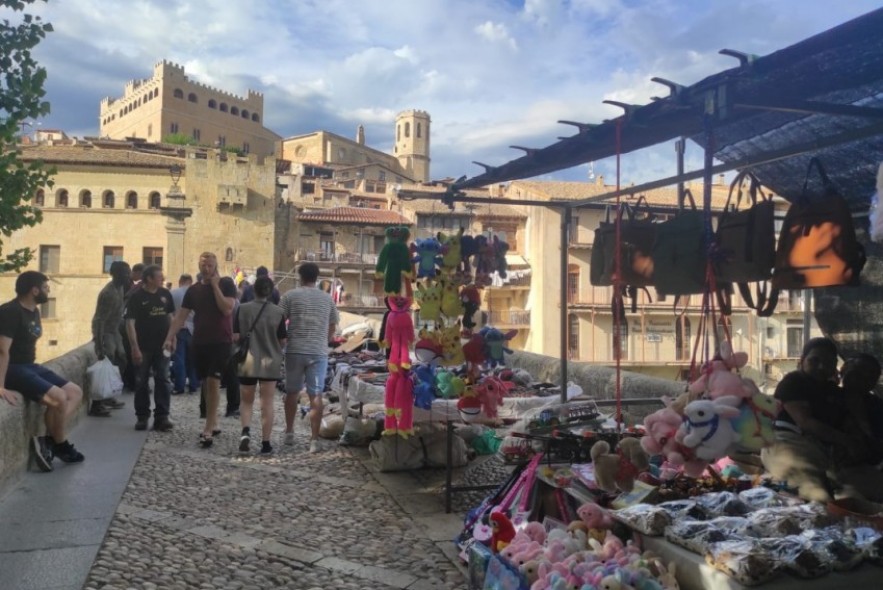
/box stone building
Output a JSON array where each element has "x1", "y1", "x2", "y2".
[
  {"x1": 99, "y1": 60, "x2": 281, "y2": 156},
  {"x1": 0, "y1": 140, "x2": 277, "y2": 359}
]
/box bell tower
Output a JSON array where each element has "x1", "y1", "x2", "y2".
[{"x1": 394, "y1": 110, "x2": 430, "y2": 183}]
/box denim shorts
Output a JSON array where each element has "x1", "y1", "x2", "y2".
[
  {"x1": 4, "y1": 363, "x2": 68, "y2": 402},
  {"x1": 285, "y1": 354, "x2": 328, "y2": 397}
]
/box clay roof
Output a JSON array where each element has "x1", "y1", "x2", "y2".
[
  {"x1": 296, "y1": 206, "x2": 411, "y2": 226},
  {"x1": 509, "y1": 180, "x2": 735, "y2": 209},
  {"x1": 18, "y1": 144, "x2": 182, "y2": 168}
]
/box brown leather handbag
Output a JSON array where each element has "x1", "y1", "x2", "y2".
[
  {"x1": 772, "y1": 158, "x2": 865, "y2": 290},
  {"x1": 590, "y1": 198, "x2": 656, "y2": 288}
]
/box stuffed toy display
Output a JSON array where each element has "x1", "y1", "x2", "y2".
[
  {"x1": 413, "y1": 364, "x2": 436, "y2": 410},
  {"x1": 474, "y1": 375, "x2": 514, "y2": 419},
  {"x1": 439, "y1": 322, "x2": 465, "y2": 366},
  {"x1": 677, "y1": 395, "x2": 743, "y2": 461},
  {"x1": 438, "y1": 228, "x2": 464, "y2": 274},
  {"x1": 383, "y1": 295, "x2": 414, "y2": 371},
  {"x1": 688, "y1": 342, "x2": 757, "y2": 401},
  {"x1": 481, "y1": 326, "x2": 517, "y2": 368},
  {"x1": 413, "y1": 333, "x2": 443, "y2": 366},
  {"x1": 640, "y1": 407, "x2": 707, "y2": 478},
  {"x1": 439, "y1": 277, "x2": 463, "y2": 318},
  {"x1": 474, "y1": 235, "x2": 495, "y2": 287},
  {"x1": 731, "y1": 392, "x2": 779, "y2": 453},
  {"x1": 460, "y1": 284, "x2": 481, "y2": 329},
  {"x1": 414, "y1": 281, "x2": 442, "y2": 323},
  {"x1": 489, "y1": 511, "x2": 516, "y2": 554},
  {"x1": 435, "y1": 370, "x2": 465, "y2": 399},
  {"x1": 382, "y1": 369, "x2": 415, "y2": 437},
  {"x1": 375, "y1": 226, "x2": 413, "y2": 295},
  {"x1": 456, "y1": 386, "x2": 484, "y2": 421},
  {"x1": 492, "y1": 235, "x2": 509, "y2": 279},
  {"x1": 590, "y1": 437, "x2": 650, "y2": 494},
  {"x1": 411, "y1": 237, "x2": 443, "y2": 279},
  {"x1": 460, "y1": 234, "x2": 479, "y2": 277}
]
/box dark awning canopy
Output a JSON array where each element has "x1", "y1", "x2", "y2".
[{"x1": 452, "y1": 8, "x2": 883, "y2": 207}]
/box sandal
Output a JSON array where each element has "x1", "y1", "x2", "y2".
[
  {"x1": 212, "y1": 429, "x2": 222, "y2": 437},
  {"x1": 198, "y1": 433, "x2": 214, "y2": 448}
]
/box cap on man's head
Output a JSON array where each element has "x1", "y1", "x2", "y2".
[{"x1": 256, "y1": 266, "x2": 269, "y2": 277}]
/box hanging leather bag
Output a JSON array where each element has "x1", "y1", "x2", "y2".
[
  {"x1": 589, "y1": 198, "x2": 656, "y2": 287},
  {"x1": 715, "y1": 170, "x2": 776, "y2": 314},
  {"x1": 772, "y1": 157, "x2": 865, "y2": 290},
  {"x1": 651, "y1": 189, "x2": 708, "y2": 297}
]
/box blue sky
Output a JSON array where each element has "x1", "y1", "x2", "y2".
[{"x1": 23, "y1": 0, "x2": 883, "y2": 184}]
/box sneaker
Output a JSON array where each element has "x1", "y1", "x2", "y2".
[
  {"x1": 284, "y1": 431, "x2": 295, "y2": 446},
  {"x1": 260, "y1": 442, "x2": 273, "y2": 455},
  {"x1": 31, "y1": 436, "x2": 53, "y2": 472},
  {"x1": 239, "y1": 435, "x2": 251, "y2": 454},
  {"x1": 53, "y1": 440, "x2": 85, "y2": 463},
  {"x1": 103, "y1": 398, "x2": 125, "y2": 409},
  {"x1": 152, "y1": 417, "x2": 174, "y2": 432},
  {"x1": 88, "y1": 402, "x2": 111, "y2": 417},
  {"x1": 309, "y1": 439, "x2": 319, "y2": 454},
  {"x1": 135, "y1": 418, "x2": 149, "y2": 431},
  {"x1": 225, "y1": 410, "x2": 240, "y2": 418}
]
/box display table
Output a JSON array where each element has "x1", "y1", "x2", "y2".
[{"x1": 640, "y1": 535, "x2": 880, "y2": 590}]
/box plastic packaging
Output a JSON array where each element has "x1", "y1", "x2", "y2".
[
  {"x1": 746, "y1": 507, "x2": 803, "y2": 537},
  {"x1": 738, "y1": 487, "x2": 789, "y2": 511},
  {"x1": 694, "y1": 491, "x2": 750, "y2": 517},
  {"x1": 657, "y1": 499, "x2": 708, "y2": 521},
  {"x1": 708, "y1": 516, "x2": 751, "y2": 536},
  {"x1": 759, "y1": 536, "x2": 831, "y2": 578},
  {"x1": 705, "y1": 539, "x2": 778, "y2": 586},
  {"x1": 666, "y1": 520, "x2": 734, "y2": 554},
  {"x1": 612, "y1": 503, "x2": 671, "y2": 536},
  {"x1": 800, "y1": 527, "x2": 864, "y2": 572}
]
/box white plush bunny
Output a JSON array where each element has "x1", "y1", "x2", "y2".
[{"x1": 677, "y1": 395, "x2": 742, "y2": 461}]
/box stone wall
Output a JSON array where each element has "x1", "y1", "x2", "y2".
[{"x1": 0, "y1": 343, "x2": 95, "y2": 496}]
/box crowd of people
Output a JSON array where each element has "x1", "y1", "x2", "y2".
[{"x1": 0, "y1": 254, "x2": 338, "y2": 472}]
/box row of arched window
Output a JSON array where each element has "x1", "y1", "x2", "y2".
[
  {"x1": 396, "y1": 121, "x2": 423, "y2": 141},
  {"x1": 33, "y1": 188, "x2": 162, "y2": 210},
  {"x1": 103, "y1": 88, "x2": 161, "y2": 125},
  {"x1": 172, "y1": 89, "x2": 261, "y2": 122}
]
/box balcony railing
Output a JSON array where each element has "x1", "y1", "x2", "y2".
[
  {"x1": 294, "y1": 250, "x2": 378, "y2": 264},
  {"x1": 487, "y1": 310, "x2": 531, "y2": 326}
]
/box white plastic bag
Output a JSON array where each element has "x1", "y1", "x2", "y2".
[{"x1": 86, "y1": 358, "x2": 123, "y2": 400}]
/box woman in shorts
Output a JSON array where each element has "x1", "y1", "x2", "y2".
[{"x1": 233, "y1": 276, "x2": 286, "y2": 455}]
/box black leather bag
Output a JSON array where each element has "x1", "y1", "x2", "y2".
[
  {"x1": 229, "y1": 300, "x2": 269, "y2": 368},
  {"x1": 590, "y1": 198, "x2": 656, "y2": 288}
]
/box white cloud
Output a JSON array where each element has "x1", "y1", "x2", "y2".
[{"x1": 474, "y1": 21, "x2": 518, "y2": 51}]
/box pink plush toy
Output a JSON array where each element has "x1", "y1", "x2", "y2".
[
  {"x1": 688, "y1": 342, "x2": 755, "y2": 401},
  {"x1": 382, "y1": 370, "x2": 415, "y2": 437},
  {"x1": 384, "y1": 295, "x2": 414, "y2": 371},
  {"x1": 640, "y1": 407, "x2": 708, "y2": 478},
  {"x1": 474, "y1": 375, "x2": 513, "y2": 419}
]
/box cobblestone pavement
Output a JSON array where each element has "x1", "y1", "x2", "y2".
[{"x1": 81, "y1": 391, "x2": 505, "y2": 590}]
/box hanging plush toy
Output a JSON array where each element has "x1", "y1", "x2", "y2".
[
  {"x1": 414, "y1": 280, "x2": 442, "y2": 322},
  {"x1": 438, "y1": 227, "x2": 464, "y2": 274},
  {"x1": 414, "y1": 331, "x2": 443, "y2": 366},
  {"x1": 457, "y1": 386, "x2": 484, "y2": 421},
  {"x1": 473, "y1": 375, "x2": 513, "y2": 419},
  {"x1": 383, "y1": 370, "x2": 415, "y2": 437},
  {"x1": 489, "y1": 512, "x2": 516, "y2": 554},
  {"x1": 384, "y1": 295, "x2": 413, "y2": 372},
  {"x1": 375, "y1": 226, "x2": 413, "y2": 295},
  {"x1": 492, "y1": 235, "x2": 509, "y2": 279},
  {"x1": 439, "y1": 277, "x2": 463, "y2": 318},
  {"x1": 474, "y1": 235, "x2": 495, "y2": 287},
  {"x1": 731, "y1": 393, "x2": 780, "y2": 453},
  {"x1": 413, "y1": 365, "x2": 436, "y2": 410},
  {"x1": 460, "y1": 284, "x2": 481, "y2": 329},
  {"x1": 435, "y1": 370, "x2": 465, "y2": 399},
  {"x1": 591, "y1": 438, "x2": 650, "y2": 494},
  {"x1": 481, "y1": 326, "x2": 517, "y2": 368},
  {"x1": 688, "y1": 342, "x2": 757, "y2": 402},
  {"x1": 439, "y1": 322, "x2": 465, "y2": 366},
  {"x1": 411, "y1": 237, "x2": 443, "y2": 279},
  {"x1": 460, "y1": 234, "x2": 479, "y2": 278},
  {"x1": 641, "y1": 407, "x2": 707, "y2": 478},
  {"x1": 677, "y1": 395, "x2": 742, "y2": 461}
]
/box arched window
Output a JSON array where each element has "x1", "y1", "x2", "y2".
[
  {"x1": 79, "y1": 189, "x2": 92, "y2": 208},
  {"x1": 417, "y1": 122, "x2": 422, "y2": 138},
  {"x1": 251, "y1": 113, "x2": 259, "y2": 122},
  {"x1": 230, "y1": 106, "x2": 239, "y2": 116},
  {"x1": 675, "y1": 316, "x2": 692, "y2": 361},
  {"x1": 219, "y1": 102, "x2": 228, "y2": 112},
  {"x1": 225, "y1": 247, "x2": 234, "y2": 262},
  {"x1": 241, "y1": 109, "x2": 249, "y2": 119},
  {"x1": 153, "y1": 88, "x2": 158, "y2": 98},
  {"x1": 404, "y1": 122, "x2": 410, "y2": 138},
  {"x1": 126, "y1": 191, "x2": 138, "y2": 209},
  {"x1": 34, "y1": 189, "x2": 44, "y2": 206},
  {"x1": 208, "y1": 99, "x2": 217, "y2": 109},
  {"x1": 102, "y1": 190, "x2": 115, "y2": 209},
  {"x1": 173, "y1": 88, "x2": 184, "y2": 99},
  {"x1": 188, "y1": 92, "x2": 198, "y2": 103},
  {"x1": 612, "y1": 320, "x2": 628, "y2": 361},
  {"x1": 56, "y1": 189, "x2": 69, "y2": 208},
  {"x1": 148, "y1": 192, "x2": 161, "y2": 209},
  {"x1": 396, "y1": 124, "x2": 400, "y2": 141}
]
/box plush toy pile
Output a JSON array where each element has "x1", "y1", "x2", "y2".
[
  {"x1": 373, "y1": 224, "x2": 519, "y2": 437},
  {"x1": 640, "y1": 342, "x2": 779, "y2": 478}
]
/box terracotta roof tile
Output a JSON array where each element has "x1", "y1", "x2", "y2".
[
  {"x1": 296, "y1": 206, "x2": 411, "y2": 226},
  {"x1": 18, "y1": 144, "x2": 182, "y2": 168}
]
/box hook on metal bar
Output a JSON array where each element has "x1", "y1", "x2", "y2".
[
  {"x1": 509, "y1": 145, "x2": 539, "y2": 156},
  {"x1": 719, "y1": 49, "x2": 757, "y2": 67},
  {"x1": 650, "y1": 77, "x2": 685, "y2": 97},
  {"x1": 557, "y1": 120, "x2": 597, "y2": 133}
]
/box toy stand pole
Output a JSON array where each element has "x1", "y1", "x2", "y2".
[{"x1": 560, "y1": 206, "x2": 571, "y2": 404}]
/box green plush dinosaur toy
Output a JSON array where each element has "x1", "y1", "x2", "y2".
[{"x1": 375, "y1": 226, "x2": 413, "y2": 295}]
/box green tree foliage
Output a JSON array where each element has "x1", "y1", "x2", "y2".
[
  {"x1": 0, "y1": 0, "x2": 53, "y2": 272},
  {"x1": 162, "y1": 132, "x2": 197, "y2": 146}
]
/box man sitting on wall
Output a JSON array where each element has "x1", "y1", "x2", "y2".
[{"x1": 0, "y1": 271, "x2": 85, "y2": 472}]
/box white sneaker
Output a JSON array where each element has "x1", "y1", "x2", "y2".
[
  {"x1": 309, "y1": 439, "x2": 319, "y2": 454},
  {"x1": 284, "y1": 432, "x2": 295, "y2": 446}
]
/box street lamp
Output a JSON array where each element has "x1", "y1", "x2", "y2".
[{"x1": 169, "y1": 164, "x2": 183, "y2": 188}]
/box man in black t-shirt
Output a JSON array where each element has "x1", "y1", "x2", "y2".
[
  {"x1": 0, "y1": 271, "x2": 85, "y2": 472},
  {"x1": 125, "y1": 265, "x2": 175, "y2": 432},
  {"x1": 164, "y1": 252, "x2": 237, "y2": 448}
]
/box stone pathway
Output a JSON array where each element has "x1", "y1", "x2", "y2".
[{"x1": 82, "y1": 392, "x2": 475, "y2": 590}]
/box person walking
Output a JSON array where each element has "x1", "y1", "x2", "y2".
[
  {"x1": 125, "y1": 265, "x2": 175, "y2": 431},
  {"x1": 120, "y1": 263, "x2": 144, "y2": 392},
  {"x1": 219, "y1": 276, "x2": 241, "y2": 419},
  {"x1": 234, "y1": 276, "x2": 287, "y2": 455},
  {"x1": 90, "y1": 260, "x2": 131, "y2": 416},
  {"x1": 240, "y1": 266, "x2": 280, "y2": 304},
  {"x1": 0, "y1": 271, "x2": 85, "y2": 471},
  {"x1": 169, "y1": 273, "x2": 200, "y2": 394},
  {"x1": 280, "y1": 263, "x2": 338, "y2": 453},
  {"x1": 164, "y1": 252, "x2": 236, "y2": 448}
]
